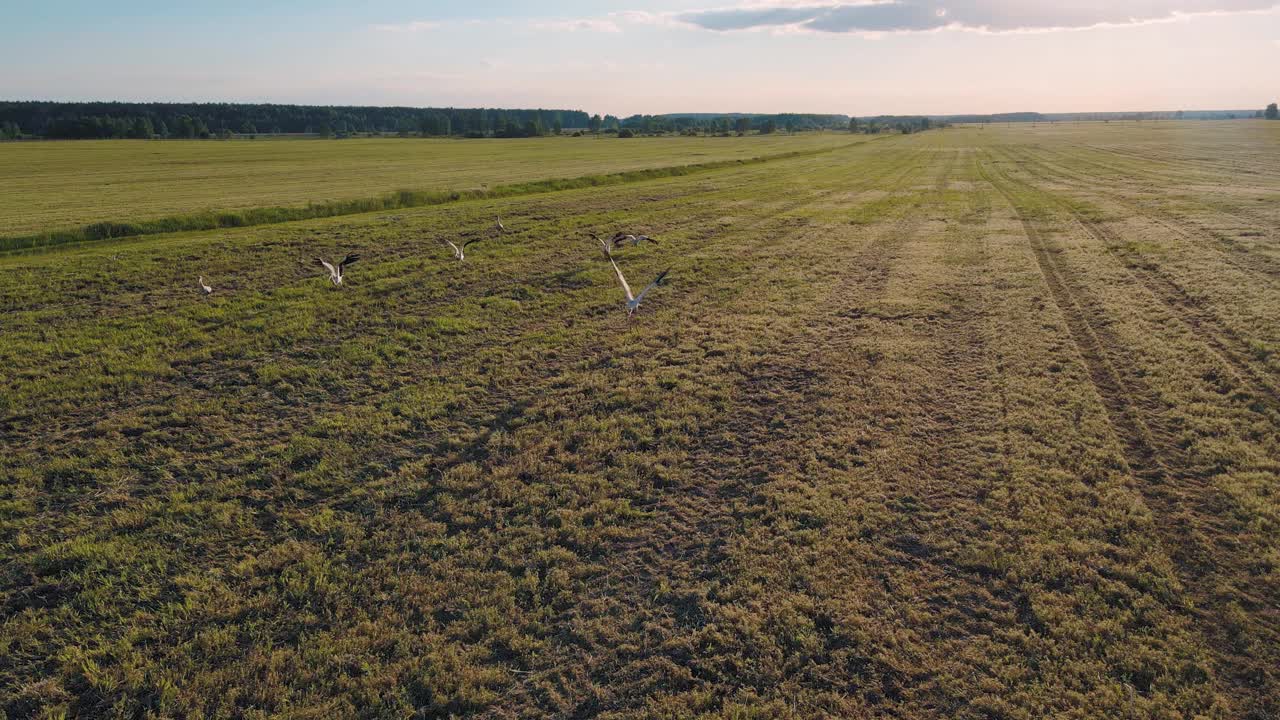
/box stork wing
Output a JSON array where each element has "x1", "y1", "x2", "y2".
[
  {"x1": 634, "y1": 269, "x2": 670, "y2": 305},
  {"x1": 462, "y1": 236, "x2": 485, "y2": 249},
  {"x1": 339, "y1": 253, "x2": 360, "y2": 270},
  {"x1": 607, "y1": 255, "x2": 634, "y2": 302},
  {"x1": 443, "y1": 239, "x2": 461, "y2": 253},
  {"x1": 642, "y1": 235, "x2": 658, "y2": 244},
  {"x1": 317, "y1": 258, "x2": 337, "y2": 276}
]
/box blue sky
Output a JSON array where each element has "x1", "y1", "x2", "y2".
[{"x1": 3, "y1": 1, "x2": 1278, "y2": 116}]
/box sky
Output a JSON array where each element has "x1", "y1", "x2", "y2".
[{"x1": 2, "y1": 1, "x2": 1278, "y2": 116}]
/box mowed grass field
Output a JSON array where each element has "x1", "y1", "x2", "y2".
[
  {"x1": 0, "y1": 134, "x2": 853, "y2": 237},
  {"x1": 2, "y1": 122, "x2": 1279, "y2": 718}
]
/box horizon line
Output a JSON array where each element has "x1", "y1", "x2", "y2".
[{"x1": 1, "y1": 98, "x2": 1273, "y2": 120}]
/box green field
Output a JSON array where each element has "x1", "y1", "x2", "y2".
[
  {"x1": 0, "y1": 134, "x2": 852, "y2": 238},
  {"x1": 2, "y1": 123, "x2": 1279, "y2": 718}
]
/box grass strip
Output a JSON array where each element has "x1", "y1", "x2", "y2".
[{"x1": 0, "y1": 142, "x2": 865, "y2": 253}]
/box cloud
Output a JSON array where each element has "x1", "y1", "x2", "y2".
[
  {"x1": 532, "y1": 11, "x2": 687, "y2": 31},
  {"x1": 675, "y1": 0, "x2": 1280, "y2": 34},
  {"x1": 370, "y1": 20, "x2": 441, "y2": 32},
  {"x1": 530, "y1": 18, "x2": 623, "y2": 32}
]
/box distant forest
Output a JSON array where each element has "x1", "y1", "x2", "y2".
[
  {"x1": 0, "y1": 102, "x2": 594, "y2": 140},
  {"x1": 11, "y1": 100, "x2": 1268, "y2": 141},
  {"x1": 0, "y1": 102, "x2": 863, "y2": 140},
  {"x1": 618, "y1": 113, "x2": 850, "y2": 134},
  {"x1": 940, "y1": 109, "x2": 1271, "y2": 123}
]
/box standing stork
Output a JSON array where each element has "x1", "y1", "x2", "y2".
[{"x1": 198, "y1": 276, "x2": 213, "y2": 295}]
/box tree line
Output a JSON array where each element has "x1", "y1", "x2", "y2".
[
  {"x1": 0, "y1": 102, "x2": 958, "y2": 141},
  {"x1": 0, "y1": 102, "x2": 591, "y2": 140},
  {"x1": 849, "y1": 116, "x2": 939, "y2": 134},
  {"x1": 943, "y1": 108, "x2": 1279, "y2": 123},
  {"x1": 614, "y1": 113, "x2": 850, "y2": 135}
]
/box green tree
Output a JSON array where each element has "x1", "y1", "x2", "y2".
[
  {"x1": 173, "y1": 115, "x2": 197, "y2": 139},
  {"x1": 128, "y1": 117, "x2": 154, "y2": 139},
  {"x1": 760, "y1": 119, "x2": 778, "y2": 134},
  {"x1": 1266, "y1": 103, "x2": 1279, "y2": 120},
  {"x1": 734, "y1": 117, "x2": 751, "y2": 135},
  {"x1": 588, "y1": 114, "x2": 603, "y2": 134},
  {"x1": 848, "y1": 117, "x2": 859, "y2": 133}
]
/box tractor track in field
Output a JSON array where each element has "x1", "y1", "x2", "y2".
[
  {"x1": 992, "y1": 149, "x2": 1280, "y2": 418},
  {"x1": 1065, "y1": 149, "x2": 1280, "y2": 243},
  {"x1": 982, "y1": 157, "x2": 1169, "y2": 479},
  {"x1": 1048, "y1": 141, "x2": 1269, "y2": 190},
  {"x1": 641, "y1": 147, "x2": 958, "y2": 564},
  {"x1": 496, "y1": 149, "x2": 959, "y2": 717},
  {"x1": 982, "y1": 153, "x2": 1280, "y2": 718},
  {"x1": 1064, "y1": 202, "x2": 1280, "y2": 417},
  {"x1": 1079, "y1": 142, "x2": 1280, "y2": 183},
  {"x1": 1006, "y1": 144, "x2": 1280, "y2": 281}
]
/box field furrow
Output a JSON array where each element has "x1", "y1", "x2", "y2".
[
  {"x1": 1006, "y1": 144, "x2": 1280, "y2": 278},
  {"x1": 990, "y1": 148, "x2": 1280, "y2": 412},
  {"x1": 983, "y1": 152, "x2": 1280, "y2": 718}
]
